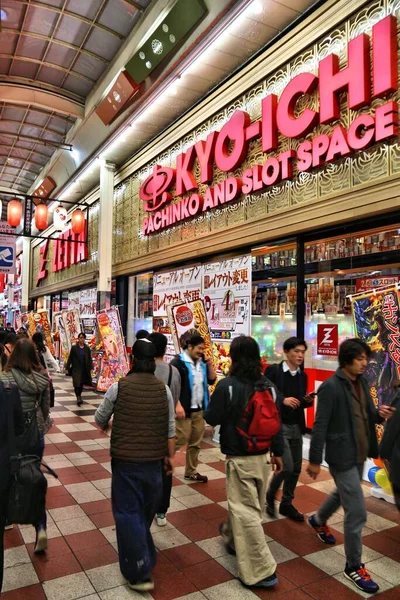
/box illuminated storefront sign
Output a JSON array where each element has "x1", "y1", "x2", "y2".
[
  {"x1": 36, "y1": 227, "x2": 88, "y2": 286},
  {"x1": 140, "y1": 15, "x2": 398, "y2": 235}
]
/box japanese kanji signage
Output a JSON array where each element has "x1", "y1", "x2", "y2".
[
  {"x1": 317, "y1": 324, "x2": 339, "y2": 356},
  {"x1": 140, "y1": 16, "x2": 398, "y2": 235},
  {"x1": 202, "y1": 255, "x2": 252, "y2": 341},
  {"x1": 0, "y1": 221, "x2": 16, "y2": 275},
  {"x1": 153, "y1": 265, "x2": 202, "y2": 317}
]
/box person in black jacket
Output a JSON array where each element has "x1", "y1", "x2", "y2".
[
  {"x1": 0, "y1": 382, "x2": 24, "y2": 593},
  {"x1": 171, "y1": 331, "x2": 217, "y2": 483},
  {"x1": 380, "y1": 382, "x2": 400, "y2": 510},
  {"x1": 66, "y1": 333, "x2": 93, "y2": 406},
  {"x1": 265, "y1": 337, "x2": 314, "y2": 521},
  {"x1": 307, "y1": 339, "x2": 395, "y2": 595},
  {"x1": 205, "y1": 336, "x2": 283, "y2": 590}
]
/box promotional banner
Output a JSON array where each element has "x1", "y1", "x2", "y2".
[
  {"x1": 0, "y1": 221, "x2": 16, "y2": 274},
  {"x1": 351, "y1": 286, "x2": 400, "y2": 412},
  {"x1": 96, "y1": 308, "x2": 129, "y2": 392},
  {"x1": 24, "y1": 311, "x2": 55, "y2": 356},
  {"x1": 91, "y1": 350, "x2": 104, "y2": 388},
  {"x1": 63, "y1": 309, "x2": 82, "y2": 347},
  {"x1": 167, "y1": 299, "x2": 214, "y2": 367},
  {"x1": 54, "y1": 312, "x2": 70, "y2": 364},
  {"x1": 80, "y1": 288, "x2": 97, "y2": 317},
  {"x1": 68, "y1": 291, "x2": 80, "y2": 310},
  {"x1": 153, "y1": 265, "x2": 202, "y2": 317}
]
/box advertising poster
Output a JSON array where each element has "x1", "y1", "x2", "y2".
[
  {"x1": 32, "y1": 311, "x2": 55, "y2": 356},
  {"x1": 96, "y1": 308, "x2": 129, "y2": 392},
  {"x1": 0, "y1": 221, "x2": 16, "y2": 274},
  {"x1": 63, "y1": 309, "x2": 82, "y2": 346},
  {"x1": 68, "y1": 291, "x2": 80, "y2": 310},
  {"x1": 167, "y1": 299, "x2": 214, "y2": 364},
  {"x1": 54, "y1": 312, "x2": 70, "y2": 364},
  {"x1": 80, "y1": 288, "x2": 97, "y2": 317},
  {"x1": 91, "y1": 350, "x2": 104, "y2": 388},
  {"x1": 351, "y1": 286, "x2": 400, "y2": 418},
  {"x1": 153, "y1": 265, "x2": 202, "y2": 317}
]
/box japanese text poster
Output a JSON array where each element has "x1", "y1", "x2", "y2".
[{"x1": 96, "y1": 308, "x2": 129, "y2": 392}]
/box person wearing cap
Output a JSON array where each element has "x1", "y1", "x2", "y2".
[{"x1": 94, "y1": 339, "x2": 175, "y2": 593}]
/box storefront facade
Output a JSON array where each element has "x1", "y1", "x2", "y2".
[{"x1": 30, "y1": 0, "x2": 400, "y2": 395}]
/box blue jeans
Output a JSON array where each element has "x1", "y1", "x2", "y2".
[{"x1": 111, "y1": 459, "x2": 162, "y2": 582}]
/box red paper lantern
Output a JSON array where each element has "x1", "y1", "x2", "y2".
[
  {"x1": 7, "y1": 199, "x2": 23, "y2": 227},
  {"x1": 71, "y1": 209, "x2": 85, "y2": 234},
  {"x1": 35, "y1": 203, "x2": 48, "y2": 231}
]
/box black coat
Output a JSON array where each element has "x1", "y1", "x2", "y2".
[
  {"x1": 309, "y1": 369, "x2": 382, "y2": 470},
  {"x1": 380, "y1": 391, "x2": 400, "y2": 490},
  {"x1": 66, "y1": 344, "x2": 93, "y2": 388},
  {"x1": 265, "y1": 362, "x2": 310, "y2": 433},
  {"x1": 0, "y1": 382, "x2": 24, "y2": 491}
]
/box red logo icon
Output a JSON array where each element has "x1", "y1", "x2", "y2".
[
  {"x1": 139, "y1": 164, "x2": 176, "y2": 212},
  {"x1": 175, "y1": 306, "x2": 193, "y2": 327}
]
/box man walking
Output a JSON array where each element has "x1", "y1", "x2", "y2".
[
  {"x1": 149, "y1": 332, "x2": 182, "y2": 526},
  {"x1": 95, "y1": 339, "x2": 176, "y2": 592},
  {"x1": 171, "y1": 331, "x2": 217, "y2": 483},
  {"x1": 205, "y1": 336, "x2": 283, "y2": 589},
  {"x1": 266, "y1": 337, "x2": 313, "y2": 521},
  {"x1": 307, "y1": 338, "x2": 395, "y2": 594}
]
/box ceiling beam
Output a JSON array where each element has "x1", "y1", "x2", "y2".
[
  {"x1": 0, "y1": 143, "x2": 51, "y2": 161},
  {"x1": 17, "y1": 1, "x2": 126, "y2": 40},
  {"x1": 0, "y1": 131, "x2": 72, "y2": 150},
  {"x1": 0, "y1": 101, "x2": 75, "y2": 125},
  {"x1": 0, "y1": 54, "x2": 97, "y2": 85},
  {"x1": 122, "y1": 0, "x2": 145, "y2": 10},
  {"x1": 0, "y1": 84, "x2": 84, "y2": 118},
  {"x1": 0, "y1": 119, "x2": 67, "y2": 139}
]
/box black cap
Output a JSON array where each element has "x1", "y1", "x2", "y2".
[{"x1": 132, "y1": 339, "x2": 156, "y2": 360}]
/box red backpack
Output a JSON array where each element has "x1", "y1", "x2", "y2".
[{"x1": 235, "y1": 383, "x2": 281, "y2": 453}]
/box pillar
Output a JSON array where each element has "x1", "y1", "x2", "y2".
[
  {"x1": 97, "y1": 160, "x2": 116, "y2": 310},
  {"x1": 21, "y1": 237, "x2": 31, "y2": 314}
]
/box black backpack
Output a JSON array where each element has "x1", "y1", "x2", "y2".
[{"x1": 4, "y1": 382, "x2": 58, "y2": 524}]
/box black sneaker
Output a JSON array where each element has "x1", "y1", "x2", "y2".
[
  {"x1": 279, "y1": 504, "x2": 304, "y2": 522},
  {"x1": 77, "y1": 397, "x2": 83, "y2": 406},
  {"x1": 344, "y1": 564, "x2": 379, "y2": 594},
  {"x1": 266, "y1": 491, "x2": 276, "y2": 518},
  {"x1": 241, "y1": 572, "x2": 278, "y2": 588},
  {"x1": 308, "y1": 514, "x2": 336, "y2": 544}
]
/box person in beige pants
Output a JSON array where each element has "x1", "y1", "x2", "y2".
[
  {"x1": 205, "y1": 336, "x2": 284, "y2": 589},
  {"x1": 171, "y1": 332, "x2": 217, "y2": 482}
]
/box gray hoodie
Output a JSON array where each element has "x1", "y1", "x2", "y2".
[{"x1": 0, "y1": 369, "x2": 50, "y2": 435}]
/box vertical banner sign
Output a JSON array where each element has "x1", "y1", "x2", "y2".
[
  {"x1": 351, "y1": 286, "x2": 400, "y2": 416},
  {"x1": 153, "y1": 265, "x2": 202, "y2": 358},
  {"x1": 96, "y1": 309, "x2": 129, "y2": 392},
  {"x1": 54, "y1": 312, "x2": 70, "y2": 364},
  {"x1": 317, "y1": 324, "x2": 339, "y2": 356},
  {"x1": 32, "y1": 311, "x2": 55, "y2": 356},
  {"x1": 68, "y1": 291, "x2": 80, "y2": 310},
  {"x1": 23, "y1": 196, "x2": 32, "y2": 237},
  {"x1": 202, "y1": 256, "x2": 251, "y2": 375},
  {"x1": 63, "y1": 309, "x2": 82, "y2": 346},
  {"x1": 0, "y1": 221, "x2": 16, "y2": 274},
  {"x1": 79, "y1": 288, "x2": 97, "y2": 317},
  {"x1": 167, "y1": 299, "x2": 214, "y2": 364}
]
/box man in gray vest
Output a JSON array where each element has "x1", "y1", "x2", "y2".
[{"x1": 95, "y1": 339, "x2": 175, "y2": 593}]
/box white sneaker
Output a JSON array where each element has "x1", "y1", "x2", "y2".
[
  {"x1": 156, "y1": 513, "x2": 167, "y2": 527},
  {"x1": 34, "y1": 528, "x2": 48, "y2": 554},
  {"x1": 4, "y1": 524, "x2": 13, "y2": 530}
]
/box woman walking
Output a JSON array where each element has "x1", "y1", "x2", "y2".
[
  {"x1": 66, "y1": 333, "x2": 93, "y2": 406},
  {"x1": 32, "y1": 332, "x2": 60, "y2": 373},
  {"x1": 0, "y1": 338, "x2": 50, "y2": 553}
]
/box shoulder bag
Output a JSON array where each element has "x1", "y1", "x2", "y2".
[{"x1": 4, "y1": 382, "x2": 58, "y2": 524}]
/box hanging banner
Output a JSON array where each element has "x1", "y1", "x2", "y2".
[
  {"x1": 54, "y1": 312, "x2": 70, "y2": 364},
  {"x1": 167, "y1": 298, "x2": 214, "y2": 363},
  {"x1": 356, "y1": 276, "x2": 400, "y2": 293},
  {"x1": 63, "y1": 309, "x2": 82, "y2": 347},
  {"x1": 68, "y1": 291, "x2": 80, "y2": 310},
  {"x1": 90, "y1": 350, "x2": 104, "y2": 388},
  {"x1": 351, "y1": 286, "x2": 400, "y2": 417},
  {"x1": 153, "y1": 265, "x2": 202, "y2": 318},
  {"x1": 202, "y1": 256, "x2": 252, "y2": 340},
  {"x1": 80, "y1": 288, "x2": 97, "y2": 317},
  {"x1": 96, "y1": 308, "x2": 129, "y2": 392},
  {"x1": 32, "y1": 311, "x2": 55, "y2": 356},
  {"x1": 0, "y1": 221, "x2": 16, "y2": 275}
]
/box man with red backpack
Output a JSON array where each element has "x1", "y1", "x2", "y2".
[{"x1": 205, "y1": 336, "x2": 283, "y2": 590}]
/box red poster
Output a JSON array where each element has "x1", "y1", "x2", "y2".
[{"x1": 317, "y1": 324, "x2": 339, "y2": 356}]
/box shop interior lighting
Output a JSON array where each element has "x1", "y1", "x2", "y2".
[{"x1": 251, "y1": 1, "x2": 263, "y2": 15}]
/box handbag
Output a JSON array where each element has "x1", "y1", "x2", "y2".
[{"x1": 4, "y1": 382, "x2": 58, "y2": 525}]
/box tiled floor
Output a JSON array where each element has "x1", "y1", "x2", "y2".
[{"x1": 3, "y1": 373, "x2": 400, "y2": 600}]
